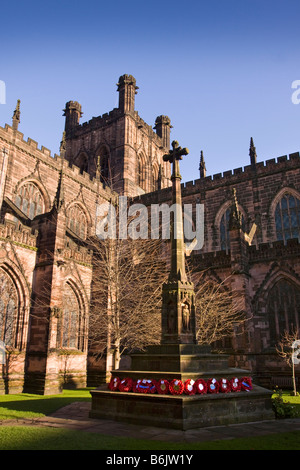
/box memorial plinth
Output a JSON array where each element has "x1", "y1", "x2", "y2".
[
  {"x1": 90, "y1": 141, "x2": 274, "y2": 430},
  {"x1": 90, "y1": 343, "x2": 274, "y2": 430}
]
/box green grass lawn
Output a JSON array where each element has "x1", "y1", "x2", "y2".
[
  {"x1": 0, "y1": 388, "x2": 299, "y2": 450},
  {"x1": 0, "y1": 388, "x2": 92, "y2": 420}
]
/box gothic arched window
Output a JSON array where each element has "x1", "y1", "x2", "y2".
[
  {"x1": 275, "y1": 194, "x2": 300, "y2": 243},
  {"x1": 220, "y1": 208, "x2": 245, "y2": 251},
  {"x1": 267, "y1": 279, "x2": 300, "y2": 347},
  {"x1": 67, "y1": 204, "x2": 87, "y2": 239},
  {"x1": 74, "y1": 153, "x2": 88, "y2": 174},
  {"x1": 15, "y1": 182, "x2": 45, "y2": 219},
  {"x1": 100, "y1": 148, "x2": 109, "y2": 183},
  {"x1": 152, "y1": 165, "x2": 159, "y2": 191},
  {"x1": 59, "y1": 283, "x2": 81, "y2": 349},
  {"x1": 0, "y1": 268, "x2": 18, "y2": 346},
  {"x1": 137, "y1": 156, "x2": 146, "y2": 191}
]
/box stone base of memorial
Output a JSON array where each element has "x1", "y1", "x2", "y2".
[{"x1": 90, "y1": 344, "x2": 274, "y2": 430}]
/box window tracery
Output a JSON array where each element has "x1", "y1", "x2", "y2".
[
  {"x1": 275, "y1": 193, "x2": 300, "y2": 243},
  {"x1": 267, "y1": 279, "x2": 300, "y2": 347},
  {"x1": 15, "y1": 182, "x2": 45, "y2": 219},
  {"x1": 67, "y1": 204, "x2": 87, "y2": 239}
]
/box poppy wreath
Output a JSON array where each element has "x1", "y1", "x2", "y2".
[
  {"x1": 118, "y1": 377, "x2": 133, "y2": 392},
  {"x1": 169, "y1": 379, "x2": 184, "y2": 395},
  {"x1": 156, "y1": 379, "x2": 170, "y2": 395},
  {"x1": 135, "y1": 379, "x2": 156, "y2": 394},
  {"x1": 240, "y1": 376, "x2": 252, "y2": 392},
  {"x1": 219, "y1": 378, "x2": 231, "y2": 393},
  {"x1": 230, "y1": 377, "x2": 241, "y2": 392},
  {"x1": 195, "y1": 378, "x2": 208, "y2": 394},
  {"x1": 184, "y1": 379, "x2": 196, "y2": 395},
  {"x1": 207, "y1": 378, "x2": 220, "y2": 394},
  {"x1": 108, "y1": 376, "x2": 120, "y2": 391}
]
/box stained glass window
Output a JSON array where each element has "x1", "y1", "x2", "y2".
[
  {"x1": 15, "y1": 183, "x2": 45, "y2": 219},
  {"x1": 0, "y1": 269, "x2": 18, "y2": 346},
  {"x1": 275, "y1": 194, "x2": 300, "y2": 242},
  {"x1": 67, "y1": 205, "x2": 87, "y2": 239},
  {"x1": 220, "y1": 208, "x2": 245, "y2": 251},
  {"x1": 137, "y1": 156, "x2": 146, "y2": 191},
  {"x1": 100, "y1": 148, "x2": 109, "y2": 183},
  {"x1": 61, "y1": 283, "x2": 80, "y2": 349},
  {"x1": 267, "y1": 279, "x2": 300, "y2": 347}
]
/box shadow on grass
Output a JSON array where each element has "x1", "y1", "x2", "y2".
[
  {"x1": 1, "y1": 426, "x2": 300, "y2": 451},
  {"x1": 0, "y1": 389, "x2": 92, "y2": 419}
]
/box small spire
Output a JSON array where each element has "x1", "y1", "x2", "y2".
[
  {"x1": 249, "y1": 137, "x2": 257, "y2": 166},
  {"x1": 12, "y1": 99, "x2": 21, "y2": 131},
  {"x1": 199, "y1": 150, "x2": 206, "y2": 178},
  {"x1": 229, "y1": 188, "x2": 242, "y2": 230},
  {"x1": 52, "y1": 170, "x2": 65, "y2": 212},
  {"x1": 60, "y1": 131, "x2": 66, "y2": 157}
]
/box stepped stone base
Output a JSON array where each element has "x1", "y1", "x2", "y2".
[{"x1": 90, "y1": 344, "x2": 274, "y2": 430}]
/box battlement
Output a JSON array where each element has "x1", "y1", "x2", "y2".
[
  {"x1": 181, "y1": 151, "x2": 300, "y2": 195},
  {"x1": 248, "y1": 237, "x2": 300, "y2": 263},
  {"x1": 0, "y1": 219, "x2": 38, "y2": 250},
  {"x1": 67, "y1": 106, "x2": 167, "y2": 149},
  {"x1": 71, "y1": 107, "x2": 122, "y2": 136},
  {"x1": 0, "y1": 123, "x2": 113, "y2": 199},
  {"x1": 64, "y1": 239, "x2": 93, "y2": 265},
  {"x1": 192, "y1": 249, "x2": 231, "y2": 270}
]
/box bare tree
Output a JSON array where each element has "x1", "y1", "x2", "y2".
[
  {"x1": 276, "y1": 327, "x2": 299, "y2": 396},
  {"x1": 88, "y1": 234, "x2": 168, "y2": 369},
  {"x1": 189, "y1": 269, "x2": 248, "y2": 347}
]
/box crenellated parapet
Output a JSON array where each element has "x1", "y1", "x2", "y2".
[
  {"x1": 63, "y1": 239, "x2": 93, "y2": 266},
  {"x1": 248, "y1": 237, "x2": 300, "y2": 263},
  {"x1": 179, "y1": 152, "x2": 300, "y2": 196},
  {"x1": 0, "y1": 219, "x2": 37, "y2": 250}
]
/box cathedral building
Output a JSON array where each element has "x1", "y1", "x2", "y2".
[{"x1": 0, "y1": 75, "x2": 299, "y2": 394}]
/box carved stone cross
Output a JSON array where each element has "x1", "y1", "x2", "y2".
[
  {"x1": 163, "y1": 140, "x2": 189, "y2": 180},
  {"x1": 161, "y1": 139, "x2": 196, "y2": 344}
]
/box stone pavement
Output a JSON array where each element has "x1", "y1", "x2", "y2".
[{"x1": 1, "y1": 401, "x2": 300, "y2": 443}]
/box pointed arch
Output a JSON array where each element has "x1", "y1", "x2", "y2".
[
  {"x1": 137, "y1": 152, "x2": 147, "y2": 192},
  {"x1": 74, "y1": 151, "x2": 89, "y2": 174},
  {"x1": 214, "y1": 199, "x2": 246, "y2": 251},
  {"x1": 14, "y1": 179, "x2": 50, "y2": 217},
  {"x1": 95, "y1": 144, "x2": 111, "y2": 184},
  {"x1": 253, "y1": 265, "x2": 300, "y2": 348},
  {"x1": 152, "y1": 162, "x2": 159, "y2": 192},
  {"x1": 0, "y1": 261, "x2": 30, "y2": 350},
  {"x1": 57, "y1": 278, "x2": 87, "y2": 351},
  {"x1": 66, "y1": 202, "x2": 90, "y2": 239},
  {"x1": 269, "y1": 187, "x2": 300, "y2": 243}
]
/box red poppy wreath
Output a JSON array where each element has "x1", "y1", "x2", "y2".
[
  {"x1": 230, "y1": 377, "x2": 241, "y2": 392},
  {"x1": 169, "y1": 379, "x2": 184, "y2": 395},
  {"x1": 156, "y1": 379, "x2": 170, "y2": 395},
  {"x1": 108, "y1": 376, "x2": 120, "y2": 391},
  {"x1": 240, "y1": 376, "x2": 252, "y2": 392},
  {"x1": 195, "y1": 378, "x2": 207, "y2": 394},
  {"x1": 219, "y1": 377, "x2": 231, "y2": 393},
  {"x1": 184, "y1": 379, "x2": 196, "y2": 395},
  {"x1": 118, "y1": 377, "x2": 133, "y2": 392},
  {"x1": 207, "y1": 378, "x2": 220, "y2": 393},
  {"x1": 135, "y1": 379, "x2": 156, "y2": 394}
]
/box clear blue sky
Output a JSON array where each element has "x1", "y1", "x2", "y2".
[{"x1": 1, "y1": 0, "x2": 300, "y2": 183}]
